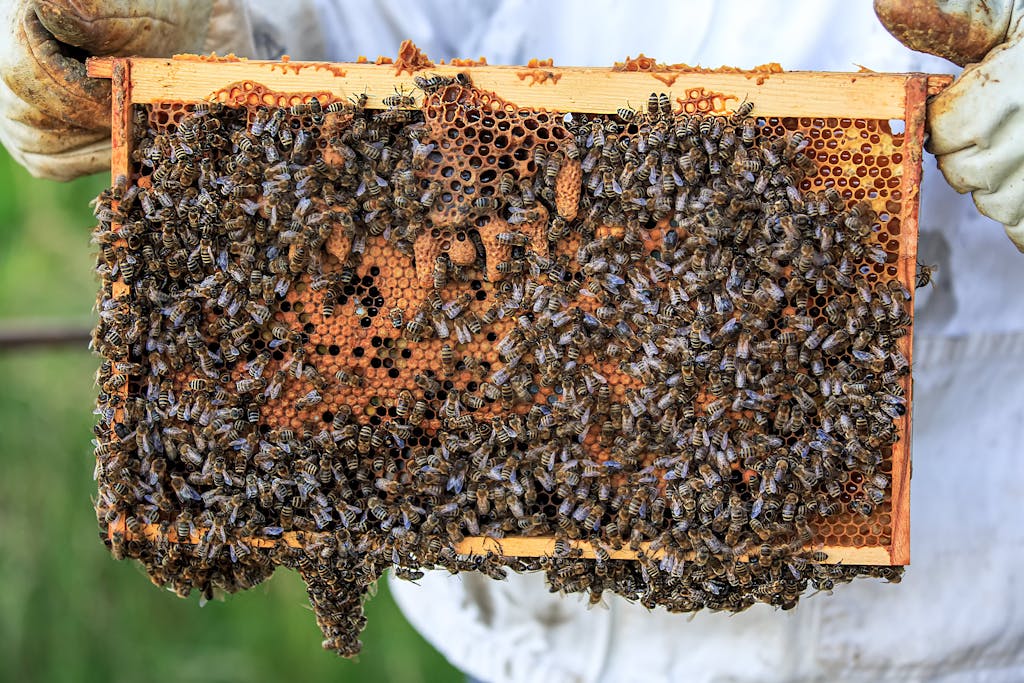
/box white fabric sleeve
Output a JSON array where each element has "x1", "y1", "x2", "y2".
[
  {"x1": 243, "y1": 0, "x2": 327, "y2": 60},
  {"x1": 310, "y1": 0, "x2": 498, "y2": 62},
  {"x1": 389, "y1": 569, "x2": 611, "y2": 683},
  {"x1": 382, "y1": 3, "x2": 1020, "y2": 683},
  {"x1": 0, "y1": 0, "x2": 289, "y2": 181}
]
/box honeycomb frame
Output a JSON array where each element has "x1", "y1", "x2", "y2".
[{"x1": 88, "y1": 56, "x2": 952, "y2": 567}]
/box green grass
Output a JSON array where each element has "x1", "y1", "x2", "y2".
[{"x1": 0, "y1": 150, "x2": 460, "y2": 683}]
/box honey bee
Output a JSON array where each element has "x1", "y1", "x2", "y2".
[
  {"x1": 562, "y1": 137, "x2": 580, "y2": 161},
  {"x1": 334, "y1": 368, "x2": 364, "y2": 388},
  {"x1": 169, "y1": 474, "x2": 201, "y2": 504},
  {"x1": 915, "y1": 261, "x2": 936, "y2": 288},
  {"x1": 850, "y1": 499, "x2": 874, "y2": 517},
  {"x1": 414, "y1": 73, "x2": 454, "y2": 92},
  {"x1": 781, "y1": 493, "x2": 799, "y2": 523},
  {"x1": 404, "y1": 316, "x2": 426, "y2": 342},
  {"x1": 868, "y1": 473, "x2": 890, "y2": 489},
  {"x1": 186, "y1": 378, "x2": 210, "y2": 393},
  {"x1": 440, "y1": 343, "x2": 456, "y2": 375},
  {"x1": 420, "y1": 181, "x2": 441, "y2": 208},
  {"x1": 295, "y1": 389, "x2": 323, "y2": 409},
  {"x1": 385, "y1": 86, "x2": 415, "y2": 107},
  {"x1": 660, "y1": 93, "x2": 673, "y2": 119},
  {"x1": 821, "y1": 329, "x2": 850, "y2": 354},
  {"x1": 730, "y1": 99, "x2": 755, "y2": 122},
  {"x1": 545, "y1": 152, "x2": 563, "y2": 184},
  {"x1": 414, "y1": 373, "x2": 441, "y2": 393},
  {"x1": 473, "y1": 196, "x2": 501, "y2": 212},
  {"x1": 606, "y1": 96, "x2": 641, "y2": 124},
  {"x1": 496, "y1": 231, "x2": 530, "y2": 247}
]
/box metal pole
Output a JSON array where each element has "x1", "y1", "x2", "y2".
[{"x1": 0, "y1": 321, "x2": 93, "y2": 351}]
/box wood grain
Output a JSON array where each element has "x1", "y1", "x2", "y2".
[
  {"x1": 888, "y1": 76, "x2": 929, "y2": 566},
  {"x1": 110, "y1": 520, "x2": 889, "y2": 565},
  {"x1": 89, "y1": 57, "x2": 951, "y2": 119},
  {"x1": 107, "y1": 59, "x2": 132, "y2": 429}
]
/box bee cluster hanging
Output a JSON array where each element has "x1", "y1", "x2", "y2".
[{"x1": 91, "y1": 66, "x2": 914, "y2": 657}]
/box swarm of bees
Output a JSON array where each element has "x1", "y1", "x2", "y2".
[{"x1": 91, "y1": 71, "x2": 910, "y2": 658}]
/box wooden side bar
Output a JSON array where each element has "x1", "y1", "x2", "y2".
[
  {"x1": 106, "y1": 59, "x2": 132, "y2": 428},
  {"x1": 887, "y1": 75, "x2": 930, "y2": 566}
]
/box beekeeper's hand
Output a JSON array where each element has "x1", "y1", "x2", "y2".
[
  {"x1": 0, "y1": 0, "x2": 265, "y2": 181},
  {"x1": 875, "y1": 0, "x2": 1024, "y2": 251}
]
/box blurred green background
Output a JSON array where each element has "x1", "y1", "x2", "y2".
[{"x1": 0, "y1": 149, "x2": 460, "y2": 683}]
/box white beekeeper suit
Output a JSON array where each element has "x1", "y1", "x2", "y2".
[
  {"x1": 323, "y1": 4, "x2": 1024, "y2": 682},
  {"x1": 3, "y1": 1, "x2": 1023, "y2": 681}
]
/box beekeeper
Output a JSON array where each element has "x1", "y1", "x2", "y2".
[{"x1": 4, "y1": 1, "x2": 1022, "y2": 681}]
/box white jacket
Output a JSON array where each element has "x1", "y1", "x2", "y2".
[{"x1": 262, "y1": 1, "x2": 1024, "y2": 680}]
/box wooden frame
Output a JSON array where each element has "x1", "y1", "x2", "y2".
[{"x1": 89, "y1": 56, "x2": 952, "y2": 566}]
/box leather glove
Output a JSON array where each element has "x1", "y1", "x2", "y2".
[
  {"x1": 0, "y1": 0, "x2": 259, "y2": 181},
  {"x1": 875, "y1": 0, "x2": 1024, "y2": 251}
]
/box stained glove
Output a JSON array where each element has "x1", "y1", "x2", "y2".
[
  {"x1": 875, "y1": 0, "x2": 1024, "y2": 251},
  {"x1": 0, "y1": 0, "x2": 326, "y2": 182}
]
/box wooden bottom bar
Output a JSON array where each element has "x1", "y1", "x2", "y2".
[{"x1": 109, "y1": 521, "x2": 891, "y2": 565}]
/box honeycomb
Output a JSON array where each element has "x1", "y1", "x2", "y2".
[{"x1": 91, "y1": 60, "x2": 921, "y2": 656}]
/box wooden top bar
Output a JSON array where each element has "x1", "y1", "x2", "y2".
[{"x1": 88, "y1": 57, "x2": 953, "y2": 118}]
